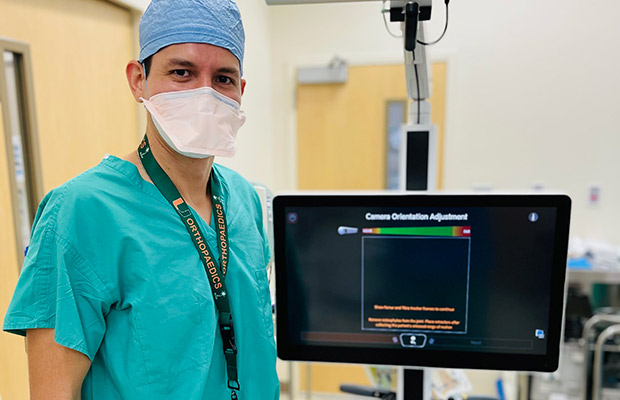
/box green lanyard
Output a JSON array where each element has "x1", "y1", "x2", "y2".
[{"x1": 138, "y1": 135, "x2": 240, "y2": 399}]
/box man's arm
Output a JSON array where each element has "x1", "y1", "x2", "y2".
[{"x1": 26, "y1": 329, "x2": 91, "y2": 400}]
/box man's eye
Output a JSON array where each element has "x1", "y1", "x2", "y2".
[
  {"x1": 171, "y1": 69, "x2": 190, "y2": 78},
  {"x1": 216, "y1": 76, "x2": 233, "y2": 85}
]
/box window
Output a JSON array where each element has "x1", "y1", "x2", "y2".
[
  {"x1": 385, "y1": 100, "x2": 407, "y2": 190},
  {"x1": 0, "y1": 39, "x2": 43, "y2": 267}
]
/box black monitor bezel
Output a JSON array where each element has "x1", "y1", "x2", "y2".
[{"x1": 273, "y1": 194, "x2": 571, "y2": 372}]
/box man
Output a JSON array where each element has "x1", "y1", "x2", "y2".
[{"x1": 2, "y1": 0, "x2": 279, "y2": 399}]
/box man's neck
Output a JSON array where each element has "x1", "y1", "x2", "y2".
[
  {"x1": 123, "y1": 128, "x2": 214, "y2": 210},
  {"x1": 146, "y1": 131, "x2": 214, "y2": 206}
]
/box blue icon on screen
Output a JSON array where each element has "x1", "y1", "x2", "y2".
[
  {"x1": 287, "y1": 213, "x2": 298, "y2": 223},
  {"x1": 535, "y1": 329, "x2": 545, "y2": 339}
]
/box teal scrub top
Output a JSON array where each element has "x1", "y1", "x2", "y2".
[{"x1": 3, "y1": 155, "x2": 279, "y2": 399}]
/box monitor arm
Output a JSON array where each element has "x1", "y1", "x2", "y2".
[
  {"x1": 265, "y1": 0, "x2": 434, "y2": 107},
  {"x1": 390, "y1": 1, "x2": 432, "y2": 106}
]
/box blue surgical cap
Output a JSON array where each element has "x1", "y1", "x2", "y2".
[{"x1": 139, "y1": 0, "x2": 245, "y2": 75}]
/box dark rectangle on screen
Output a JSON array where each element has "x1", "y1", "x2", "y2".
[{"x1": 362, "y1": 236, "x2": 470, "y2": 334}]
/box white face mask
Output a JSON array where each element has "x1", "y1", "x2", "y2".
[{"x1": 141, "y1": 86, "x2": 246, "y2": 159}]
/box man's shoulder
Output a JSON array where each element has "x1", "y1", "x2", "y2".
[
  {"x1": 213, "y1": 163, "x2": 257, "y2": 196},
  {"x1": 52, "y1": 157, "x2": 131, "y2": 200},
  {"x1": 35, "y1": 156, "x2": 138, "y2": 229},
  {"x1": 213, "y1": 164, "x2": 265, "y2": 222}
]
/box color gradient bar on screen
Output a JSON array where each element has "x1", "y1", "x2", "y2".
[{"x1": 362, "y1": 226, "x2": 471, "y2": 237}]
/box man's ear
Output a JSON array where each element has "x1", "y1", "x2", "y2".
[
  {"x1": 240, "y1": 79, "x2": 246, "y2": 97},
  {"x1": 126, "y1": 60, "x2": 147, "y2": 102}
]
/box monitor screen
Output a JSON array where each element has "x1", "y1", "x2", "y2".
[{"x1": 273, "y1": 194, "x2": 571, "y2": 372}]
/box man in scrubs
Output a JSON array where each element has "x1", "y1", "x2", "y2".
[{"x1": 3, "y1": 0, "x2": 279, "y2": 399}]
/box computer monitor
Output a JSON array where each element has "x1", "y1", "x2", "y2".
[{"x1": 273, "y1": 194, "x2": 571, "y2": 372}]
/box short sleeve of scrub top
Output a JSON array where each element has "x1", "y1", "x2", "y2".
[{"x1": 3, "y1": 187, "x2": 113, "y2": 360}]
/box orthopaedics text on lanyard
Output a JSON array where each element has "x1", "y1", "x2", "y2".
[{"x1": 137, "y1": 135, "x2": 240, "y2": 400}]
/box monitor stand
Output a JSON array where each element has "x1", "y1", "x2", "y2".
[
  {"x1": 397, "y1": 368, "x2": 428, "y2": 400},
  {"x1": 340, "y1": 368, "x2": 427, "y2": 399}
]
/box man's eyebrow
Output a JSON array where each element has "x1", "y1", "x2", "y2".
[
  {"x1": 164, "y1": 58, "x2": 198, "y2": 69},
  {"x1": 216, "y1": 67, "x2": 241, "y2": 77}
]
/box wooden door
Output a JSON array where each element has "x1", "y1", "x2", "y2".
[
  {"x1": 297, "y1": 62, "x2": 447, "y2": 191},
  {"x1": 0, "y1": 96, "x2": 26, "y2": 400}
]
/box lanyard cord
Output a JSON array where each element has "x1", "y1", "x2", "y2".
[{"x1": 138, "y1": 136, "x2": 240, "y2": 396}]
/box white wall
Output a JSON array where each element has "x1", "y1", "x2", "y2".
[
  {"x1": 268, "y1": 0, "x2": 620, "y2": 244},
  {"x1": 216, "y1": 1, "x2": 275, "y2": 188}
]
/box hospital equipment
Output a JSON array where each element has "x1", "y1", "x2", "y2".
[{"x1": 273, "y1": 193, "x2": 572, "y2": 399}]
